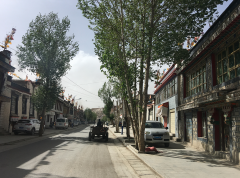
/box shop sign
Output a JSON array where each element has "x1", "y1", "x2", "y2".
[{"x1": 11, "y1": 116, "x2": 19, "y2": 121}]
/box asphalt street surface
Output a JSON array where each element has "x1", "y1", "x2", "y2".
[{"x1": 0, "y1": 126, "x2": 118, "y2": 178}]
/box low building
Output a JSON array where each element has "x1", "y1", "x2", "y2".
[
  {"x1": 0, "y1": 50, "x2": 15, "y2": 134},
  {"x1": 0, "y1": 77, "x2": 39, "y2": 133},
  {"x1": 154, "y1": 64, "x2": 178, "y2": 138}
]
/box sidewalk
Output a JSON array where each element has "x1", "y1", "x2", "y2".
[
  {"x1": 108, "y1": 125, "x2": 240, "y2": 178},
  {"x1": 0, "y1": 125, "x2": 83, "y2": 146}
]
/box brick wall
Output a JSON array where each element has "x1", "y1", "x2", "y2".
[
  {"x1": 207, "y1": 111, "x2": 214, "y2": 153},
  {"x1": 231, "y1": 107, "x2": 240, "y2": 164},
  {"x1": 192, "y1": 110, "x2": 198, "y2": 141},
  {"x1": 179, "y1": 111, "x2": 185, "y2": 141}
]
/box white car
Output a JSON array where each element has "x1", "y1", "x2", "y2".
[
  {"x1": 73, "y1": 121, "x2": 78, "y2": 126},
  {"x1": 56, "y1": 118, "x2": 68, "y2": 129},
  {"x1": 144, "y1": 121, "x2": 170, "y2": 147},
  {"x1": 13, "y1": 119, "x2": 43, "y2": 135}
]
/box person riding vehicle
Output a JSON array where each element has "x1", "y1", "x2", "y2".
[{"x1": 97, "y1": 119, "x2": 103, "y2": 127}]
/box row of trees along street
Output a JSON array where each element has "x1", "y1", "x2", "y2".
[{"x1": 78, "y1": 0, "x2": 228, "y2": 152}]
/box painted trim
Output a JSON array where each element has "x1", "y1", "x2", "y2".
[
  {"x1": 154, "y1": 69, "x2": 176, "y2": 94},
  {"x1": 154, "y1": 64, "x2": 175, "y2": 88}
]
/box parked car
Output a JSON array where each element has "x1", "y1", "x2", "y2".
[
  {"x1": 144, "y1": 121, "x2": 170, "y2": 147},
  {"x1": 73, "y1": 121, "x2": 78, "y2": 126},
  {"x1": 56, "y1": 118, "x2": 68, "y2": 129},
  {"x1": 13, "y1": 119, "x2": 43, "y2": 135}
]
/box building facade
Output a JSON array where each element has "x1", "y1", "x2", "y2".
[
  {"x1": 0, "y1": 78, "x2": 39, "y2": 134},
  {"x1": 0, "y1": 50, "x2": 15, "y2": 134},
  {"x1": 146, "y1": 95, "x2": 155, "y2": 121},
  {"x1": 154, "y1": 64, "x2": 178, "y2": 138},
  {"x1": 45, "y1": 97, "x2": 64, "y2": 128},
  {"x1": 177, "y1": 0, "x2": 240, "y2": 164}
]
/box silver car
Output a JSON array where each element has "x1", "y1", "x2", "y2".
[{"x1": 144, "y1": 121, "x2": 170, "y2": 147}]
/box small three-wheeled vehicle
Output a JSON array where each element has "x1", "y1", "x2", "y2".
[{"x1": 89, "y1": 125, "x2": 108, "y2": 142}]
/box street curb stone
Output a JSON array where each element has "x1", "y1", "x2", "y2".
[
  {"x1": 0, "y1": 125, "x2": 84, "y2": 146},
  {"x1": 109, "y1": 129, "x2": 163, "y2": 178}
]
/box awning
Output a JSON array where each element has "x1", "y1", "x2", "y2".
[{"x1": 156, "y1": 103, "x2": 169, "y2": 117}]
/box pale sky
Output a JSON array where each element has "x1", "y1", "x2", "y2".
[{"x1": 0, "y1": 0, "x2": 233, "y2": 109}]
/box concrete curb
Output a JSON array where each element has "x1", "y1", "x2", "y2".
[
  {"x1": 0, "y1": 125, "x2": 83, "y2": 146},
  {"x1": 109, "y1": 129, "x2": 163, "y2": 178}
]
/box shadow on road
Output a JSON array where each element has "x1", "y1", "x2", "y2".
[{"x1": 0, "y1": 125, "x2": 95, "y2": 178}]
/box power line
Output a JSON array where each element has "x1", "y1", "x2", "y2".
[
  {"x1": 64, "y1": 76, "x2": 99, "y2": 97},
  {"x1": 61, "y1": 79, "x2": 107, "y2": 85},
  {"x1": 2, "y1": 43, "x2": 102, "y2": 99},
  {"x1": 63, "y1": 87, "x2": 100, "y2": 98}
]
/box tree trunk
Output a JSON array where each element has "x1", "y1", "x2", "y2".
[
  {"x1": 119, "y1": 0, "x2": 140, "y2": 149},
  {"x1": 116, "y1": 100, "x2": 119, "y2": 132},
  {"x1": 39, "y1": 108, "x2": 46, "y2": 136},
  {"x1": 138, "y1": 0, "x2": 156, "y2": 152},
  {"x1": 124, "y1": 100, "x2": 130, "y2": 138}
]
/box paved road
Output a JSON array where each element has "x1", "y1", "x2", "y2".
[{"x1": 0, "y1": 126, "x2": 118, "y2": 178}]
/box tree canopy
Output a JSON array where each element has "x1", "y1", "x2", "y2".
[
  {"x1": 77, "y1": 0, "x2": 227, "y2": 151},
  {"x1": 16, "y1": 12, "x2": 79, "y2": 136}
]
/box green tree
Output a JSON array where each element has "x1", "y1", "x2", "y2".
[
  {"x1": 84, "y1": 108, "x2": 97, "y2": 122},
  {"x1": 98, "y1": 82, "x2": 113, "y2": 122},
  {"x1": 16, "y1": 12, "x2": 79, "y2": 136},
  {"x1": 78, "y1": 0, "x2": 227, "y2": 151}
]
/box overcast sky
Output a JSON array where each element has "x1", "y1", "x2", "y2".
[{"x1": 0, "y1": 0, "x2": 233, "y2": 109}]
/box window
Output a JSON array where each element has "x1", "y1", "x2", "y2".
[
  {"x1": 186, "y1": 66, "x2": 206, "y2": 97},
  {"x1": 11, "y1": 94, "x2": 18, "y2": 114},
  {"x1": 217, "y1": 41, "x2": 240, "y2": 84},
  {"x1": 169, "y1": 78, "x2": 177, "y2": 96},
  {"x1": 145, "y1": 122, "x2": 164, "y2": 128},
  {"x1": 70, "y1": 107, "x2": 73, "y2": 115},
  {"x1": 29, "y1": 99, "x2": 34, "y2": 116},
  {"x1": 18, "y1": 120, "x2": 30, "y2": 123},
  {"x1": 0, "y1": 72, "x2": 4, "y2": 90},
  {"x1": 157, "y1": 77, "x2": 177, "y2": 102},
  {"x1": 22, "y1": 97, "x2": 27, "y2": 114}
]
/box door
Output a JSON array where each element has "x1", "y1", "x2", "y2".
[
  {"x1": 185, "y1": 112, "x2": 192, "y2": 142},
  {"x1": 170, "y1": 109, "x2": 175, "y2": 134}
]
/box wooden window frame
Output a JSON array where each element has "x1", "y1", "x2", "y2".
[
  {"x1": 22, "y1": 97, "x2": 27, "y2": 114},
  {"x1": 29, "y1": 98, "x2": 34, "y2": 116},
  {"x1": 217, "y1": 40, "x2": 240, "y2": 84},
  {"x1": 11, "y1": 94, "x2": 18, "y2": 114},
  {"x1": 186, "y1": 66, "x2": 206, "y2": 97}
]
